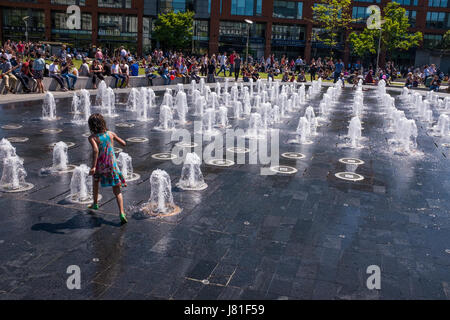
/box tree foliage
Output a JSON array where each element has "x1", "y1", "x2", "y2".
[
  {"x1": 153, "y1": 11, "x2": 194, "y2": 51},
  {"x1": 441, "y1": 30, "x2": 450, "y2": 50},
  {"x1": 311, "y1": 0, "x2": 357, "y2": 56},
  {"x1": 348, "y1": 2, "x2": 422, "y2": 59}
]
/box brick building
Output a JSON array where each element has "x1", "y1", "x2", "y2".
[{"x1": 0, "y1": 0, "x2": 449, "y2": 67}]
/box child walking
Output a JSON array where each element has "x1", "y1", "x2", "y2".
[{"x1": 87, "y1": 113, "x2": 128, "y2": 224}]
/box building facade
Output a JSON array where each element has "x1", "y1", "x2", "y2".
[{"x1": 0, "y1": 0, "x2": 449, "y2": 65}]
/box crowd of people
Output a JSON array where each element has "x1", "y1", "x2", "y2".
[{"x1": 0, "y1": 39, "x2": 449, "y2": 95}]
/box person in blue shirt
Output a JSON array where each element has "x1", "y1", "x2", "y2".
[
  {"x1": 161, "y1": 62, "x2": 171, "y2": 85},
  {"x1": 130, "y1": 60, "x2": 139, "y2": 77},
  {"x1": 334, "y1": 59, "x2": 344, "y2": 83}
]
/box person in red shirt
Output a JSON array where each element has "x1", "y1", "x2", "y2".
[
  {"x1": 20, "y1": 59, "x2": 36, "y2": 92},
  {"x1": 17, "y1": 41, "x2": 24, "y2": 57},
  {"x1": 229, "y1": 51, "x2": 235, "y2": 77}
]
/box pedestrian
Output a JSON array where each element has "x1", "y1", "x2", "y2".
[
  {"x1": 87, "y1": 113, "x2": 128, "y2": 224},
  {"x1": 234, "y1": 54, "x2": 241, "y2": 82}
]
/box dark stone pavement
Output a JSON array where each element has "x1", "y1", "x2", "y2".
[{"x1": 0, "y1": 87, "x2": 449, "y2": 300}]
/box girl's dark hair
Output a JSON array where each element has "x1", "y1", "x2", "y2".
[{"x1": 88, "y1": 113, "x2": 108, "y2": 134}]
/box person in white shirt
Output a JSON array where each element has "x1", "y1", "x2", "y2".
[
  {"x1": 49, "y1": 59, "x2": 67, "y2": 91},
  {"x1": 119, "y1": 60, "x2": 129, "y2": 88},
  {"x1": 216, "y1": 52, "x2": 227, "y2": 77},
  {"x1": 111, "y1": 59, "x2": 126, "y2": 88}
]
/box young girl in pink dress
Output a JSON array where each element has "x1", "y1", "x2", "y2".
[{"x1": 87, "y1": 113, "x2": 128, "y2": 224}]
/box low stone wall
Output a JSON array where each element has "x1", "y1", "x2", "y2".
[{"x1": 0, "y1": 74, "x2": 212, "y2": 93}]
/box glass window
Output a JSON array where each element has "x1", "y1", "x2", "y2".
[
  {"x1": 423, "y1": 34, "x2": 442, "y2": 48},
  {"x1": 392, "y1": 0, "x2": 418, "y2": 5},
  {"x1": 51, "y1": 0, "x2": 86, "y2": 5},
  {"x1": 2, "y1": 8, "x2": 45, "y2": 29},
  {"x1": 405, "y1": 10, "x2": 416, "y2": 27},
  {"x1": 193, "y1": 20, "x2": 209, "y2": 40},
  {"x1": 98, "y1": 0, "x2": 131, "y2": 8},
  {"x1": 231, "y1": 0, "x2": 257, "y2": 16},
  {"x1": 352, "y1": 6, "x2": 372, "y2": 23},
  {"x1": 354, "y1": 0, "x2": 381, "y2": 3},
  {"x1": 271, "y1": 24, "x2": 305, "y2": 41},
  {"x1": 158, "y1": 0, "x2": 194, "y2": 13},
  {"x1": 426, "y1": 11, "x2": 450, "y2": 28},
  {"x1": 52, "y1": 11, "x2": 92, "y2": 30},
  {"x1": 273, "y1": 1, "x2": 303, "y2": 19},
  {"x1": 6, "y1": 0, "x2": 37, "y2": 2},
  {"x1": 219, "y1": 21, "x2": 265, "y2": 38},
  {"x1": 428, "y1": 0, "x2": 449, "y2": 7},
  {"x1": 98, "y1": 14, "x2": 138, "y2": 35},
  {"x1": 2, "y1": 8, "x2": 45, "y2": 42},
  {"x1": 256, "y1": 0, "x2": 262, "y2": 15}
]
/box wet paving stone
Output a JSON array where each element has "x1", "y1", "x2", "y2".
[{"x1": 0, "y1": 86, "x2": 449, "y2": 299}]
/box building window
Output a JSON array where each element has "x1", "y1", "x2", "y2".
[
  {"x1": 392, "y1": 0, "x2": 418, "y2": 5},
  {"x1": 428, "y1": 0, "x2": 449, "y2": 7},
  {"x1": 52, "y1": 11, "x2": 92, "y2": 30},
  {"x1": 231, "y1": 0, "x2": 260, "y2": 16},
  {"x1": 2, "y1": 8, "x2": 45, "y2": 41},
  {"x1": 405, "y1": 10, "x2": 416, "y2": 27},
  {"x1": 98, "y1": 0, "x2": 131, "y2": 8},
  {"x1": 426, "y1": 11, "x2": 450, "y2": 29},
  {"x1": 158, "y1": 0, "x2": 194, "y2": 13},
  {"x1": 51, "y1": 0, "x2": 86, "y2": 5},
  {"x1": 271, "y1": 24, "x2": 305, "y2": 41},
  {"x1": 273, "y1": 1, "x2": 303, "y2": 19},
  {"x1": 6, "y1": 0, "x2": 37, "y2": 2},
  {"x1": 98, "y1": 14, "x2": 138, "y2": 35},
  {"x1": 2, "y1": 8, "x2": 45, "y2": 29},
  {"x1": 256, "y1": 0, "x2": 262, "y2": 15},
  {"x1": 219, "y1": 21, "x2": 265, "y2": 38},
  {"x1": 354, "y1": 0, "x2": 381, "y2": 3},
  {"x1": 423, "y1": 34, "x2": 443, "y2": 48},
  {"x1": 352, "y1": 6, "x2": 372, "y2": 23},
  {"x1": 194, "y1": 20, "x2": 209, "y2": 40}
]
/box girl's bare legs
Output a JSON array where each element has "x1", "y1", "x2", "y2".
[
  {"x1": 92, "y1": 177, "x2": 99, "y2": 205},
  {"x1": 113, "y1": 185, "x2": 125, "y2": 214}
]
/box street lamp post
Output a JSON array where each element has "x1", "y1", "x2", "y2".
[
  {"x1": 244, "y1": 19, "x2": 253, "y2": 64},
  {"x1": 375, "y1": 27, "x2": 382, "y2": 78},
  {"x1": 23, "y1": 16, "x2": 29, "y2": 43}
]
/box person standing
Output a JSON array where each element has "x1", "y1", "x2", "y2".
[
  {"x1": 216, "y1": 52, "x2": 227, "y2": 77},
  {"x1": 234, "y1": 53, "x2": 241, "y2": 82},
  {"x1": 32, "y1": 53, "x2": 46, "y2": 93},
  {"x1": 229, "y1": 51, "x2": 235, "y2": 77},
  {"x1": 207, "y1": 58, "x2": 216, "y2": 83},
  {"x1": 295, "y1": 56, "x2": 303, "y2": 73},
  {"x1": 333, "y1": 59, "x2": 344, "y2": 83},
  {"x1": 200, "y1": 54, "x2": 208, "y2": 77},
  {"x1": 90, "y1": 59, "x2": 104, "y2": 89},
  {"x1": 87, "y1": 113, "x2": 128, "y2": 224},
  {"x1": 95, "y1": 48, "x2": 103, "y2": 62},
  {"x1": 309, "y1": 59, "x2": 317, "y2": 82}
]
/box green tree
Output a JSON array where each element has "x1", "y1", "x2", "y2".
[
  {"x1": 311, "y1": 0, "x2": 357, "y2": 57},
  {"x1": 348, "y1": 2, "x2": 422, "y2": 62},
  {"x1": 440, "y1": 30, "x2": 450, "y2": 50},
  {"x1": 153, "y1": 11, "x2": 194, "y2": 51}
]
